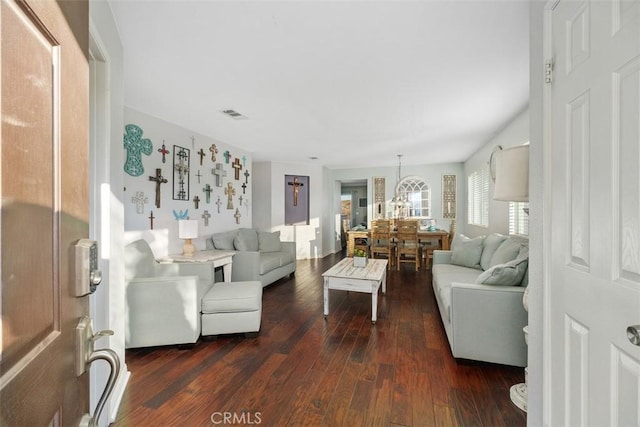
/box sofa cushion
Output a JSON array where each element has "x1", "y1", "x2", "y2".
[
  {"x1": 201, "y1": 281, "x2": 262, "y2": 313},
  {"x1": 234, "y1": 228, "x2": 259, "y2": 251},
  {"x1": 450, "y1": 235, "x2": 485, "y2": 269},
  {"x1": 477, "y1": 246, "x2": 529, "y2": 286},
  {"x1": 480, "y1": 233, "x2": 508, "y2": 271},
  {"x1": 489, "y1": 236, "x2": 525, "y2": 268},
  {"x1": 259, "y1": 251, "x2": 295, "y2": 275},
  {"x1": 258, "y1": 231, "x2": 282, "y2": 252},
  {"x1": 212, "y1": 230, "x2": 238, "y2": 250}
]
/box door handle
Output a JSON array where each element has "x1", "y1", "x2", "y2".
[
  {"x1": 76, "y1": 317, "x2": 121, "y2": 427},
  {"x1": 627, "y1": 325, "x2": 640, "y2": 346}
]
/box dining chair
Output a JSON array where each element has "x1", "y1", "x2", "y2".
[
  {"x1": 396, "y1": 219, "x2": 420, "y2": 271},
  {"x1": 370, "y1": 219, "x2": 395, "y2": 269}
]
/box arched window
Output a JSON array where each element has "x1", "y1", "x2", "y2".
[{"x1": 397, "y1": 176, "x2": 431, "y2": 218}]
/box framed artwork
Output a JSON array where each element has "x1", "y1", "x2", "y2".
[
  {"x1": 285, "y1": 175, "x2": 309, "y2": 225},
  {"x1": 358, "y1": 197, "x2": 367, "y2": 208},
  {"x1": 173, "y1": 145, "x2": 190, "y2": 200},
  {"x1": 373, "y1": 177, "x2": 385, "y2": 219},
  {"x1": 442, "y1": 174, "x2": 456, "y2": 219}
]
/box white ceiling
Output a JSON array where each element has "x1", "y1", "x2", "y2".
[{"x1": 110, "y1": 1, "x2": 529, "y2": 169}]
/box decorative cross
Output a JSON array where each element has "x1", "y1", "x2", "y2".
[
  {"x1": 244, "y1": 169, "x2": 250, "y2": 184},
  {"x1": 212, "y1": 163, "x2": 227, "y2": 187},
  {"x1": 157, "y1": 141, "x2": 170, "y2": 163},
  {"x1": 223, "y1": 150, "x2": 231, "y2": 164},
  {"x1": 232, "y1": 157, "x2": 242, "y2": 180},
  {"x1": 202, "y1": 210, "x2": 211, "y2": 226},
  {"x1": 234, "y1": 208, "x2": 241, "y2": 224},
  {"x1": 209, "y1": 144, "x2": 218, "y2": 162},
  {"x1": 193, "y1": 195, "x2": 200, "y2": 209},
  {"x1": 242, "y1": 155, "x2": 247, "y2": 167},
  {"x1": 123, "y1": 124, "x2": 153, "y2": 177},
  {"x1": 131, "y1": 191, "x2": 148, "y2": 214},
  {"x1": 238, "y1": 195, "x2": 243, "y2": 206},
  {"x1": 149, "y1": 168, "x2": 168, "y2": 208},
  {"x1": 224, "y1": 182, "x2": 236, "y2": 210},
  {"x1": 203, "y1": 184, "x2": 213, "y2": 204},
  {"x1": 215, "y1": 196, "x2": 222, "y2": 213},
  {"x1": 241, "y1": 182, "x2": 247, "y2": 194},
  {"x1": 287, "y1": 176, "x2": 304, "y2": 206},
  {"x1": 148, "y1": 211, "x2": 155, "y2": 230},
  {"x1": 197, "y1": 148, "x2": 205, "y2": 165},
  {"x1": 196, "y1": 170, "x2": 202, "y2": 183}
]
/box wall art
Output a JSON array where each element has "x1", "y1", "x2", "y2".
[
  {"x1": 173, "y1": 145, "x2": 190, "y2": 201},
  {"x1": 285, "y1": 175, "x2": 309, "y2": 225},
  {"x1": 442, "y1": 174, "x2": 457, "y2": 219},
  {"x1": 123, "y1": 124, "x2": 153, "y2": 176}
]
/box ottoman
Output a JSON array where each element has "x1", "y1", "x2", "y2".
[{"x1": 201, "y1": 281, "x2": 262, "y2": 337}]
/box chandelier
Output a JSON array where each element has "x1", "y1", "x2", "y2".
[{"x1": 390, "y1": 154, "x2": 410, "y2": 216}]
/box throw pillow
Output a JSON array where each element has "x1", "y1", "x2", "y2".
[
  {"x1": 212, "y1": 230, "x2": 237, "y2": 250},
  {"x1": 234, "y1": 228, "x2": 259, "y2": 251},
  {"x1": 450, "y1": 235, "x2": 485, "y2": 269},
  {"x1": 489, "y1": 237, "x2": 525, "y2": 268},
  {"x1": 477, "y1": 245, "x2": 529, "y2": 286},
  {"x1": 258, "y1": 231, "x2": 282, "y2": 252},
  {"x1": 480, "y1": 233, "x2": 507, "y2": 271}
]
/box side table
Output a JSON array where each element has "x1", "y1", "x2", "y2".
[{"x1": 159, "y1": 250, "x2": 235, "y2": 282}]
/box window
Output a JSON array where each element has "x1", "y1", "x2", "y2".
[
  {"x1": 467, "y1": 164, "x2": 489, "y2": 227},
  {"x1": 509, "y1": 202, "x2": 529, "y2": 236},
  {"x1": 397, "y1": 176, "x2": 431, "y2": 217}
]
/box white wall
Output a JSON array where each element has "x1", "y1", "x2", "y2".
[
  {"x1": 88, "y1": 1, "x2": 128, "y2": 425},
  {"x1": 123, "y1": 108, "x2": 252, "y2": 255},
  {"x1": 463, "y1": 108, "x2": 530, "y2": 238}
]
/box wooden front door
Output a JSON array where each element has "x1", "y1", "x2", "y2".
[
  {"x1": 547, "y1": 1, "x2": 640, "y2": 425},
  {"x1": 1, "y1": 0, "x2": 90, "y2": 424}
]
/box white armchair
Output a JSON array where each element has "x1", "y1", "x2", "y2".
[{"x1": 124, "y1": 239, "x2": 214, "y2": 348}]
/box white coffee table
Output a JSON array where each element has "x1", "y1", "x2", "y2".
[{"x1": 322, "y1": 257, "x2": 388, "y2": 324}]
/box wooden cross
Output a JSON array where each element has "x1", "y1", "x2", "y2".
[
  {"x1": 197, "y1": 148, "x2": 205, "y2": 165},
  {"x1": 195, "y1": 170, "x2": 202, "y2": 183},
  {"x1": 288, "y1": 176, "x2": 304, "y2": 206},
  {"x1": 241, "y1": 182, "x2": 247, "y2": 194},
  {"x1": 224, "y1": 182, "x2": 235, "y2": 209},
  {"x1": 203, "y1": 184, "x2": 213, "y2": 203},
  {"x1": 215, "y1": 196, "x2": 222, "y2": 213},
  {"x1": 157, "y1": 141, "x2": 170, "y2": 163},
  {"x1": 201, "y1": 210, "x2": 211, "y2": 226},
  {"x1": 209, "y1": 144, "x2": 218, "y2": 162},
  {"x1": 212, "y1": 163, "x2": 227, "y2": 187},
  {"x1": 149, "y1": 168, "x2": 168, "y2": 208},
  {"x1": 193, "y1": 195, "x2": 200, "y2": 209},
  {"x1": 223, "y1": 150, "x2": 231, "y2": 164},
  {"x1": 148, "y1": 211, "x2": 155, "y2": 229},
  {"x1": 232, "y1": 157, "x2": 242, "y2": 180},
  {"x1": 131, "y1": 191, "x2": 148, "y2": 214},
  {"x1": 244, "y1": 169, "x2": 250, "y2": 184},
  {"x1": 234, "y1": 208, "x2": 241, "y2": 224},
  {"x1": 242, "y1": 155, "x2": 247, "y2": 167}
]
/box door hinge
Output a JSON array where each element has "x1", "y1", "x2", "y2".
[{"x1": 545, "y1": 60, "x2": 554, "y2": 84}]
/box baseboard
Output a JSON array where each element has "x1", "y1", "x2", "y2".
[{"x1": 108, "y1": 367, "x2": 131, "y2": 424}]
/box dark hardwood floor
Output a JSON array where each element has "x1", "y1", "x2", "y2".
[{"x1": 114, "y1": 252, "x2": 526, "y2": 426}]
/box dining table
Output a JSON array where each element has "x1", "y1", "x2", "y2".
[{"x1": 346, "y1": 227, "x2": 450, "y2": 257}]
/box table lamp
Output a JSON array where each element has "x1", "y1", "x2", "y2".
[
  {"x1": 493, "y1": 145, "x2": 529, "y2": 202},
  {"x1": 178, "y1": 219, "x2": 198, "y2": 256}
]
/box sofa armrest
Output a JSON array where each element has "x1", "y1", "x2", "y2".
[
  {"x1": 450, "y1": 281, "x2": 527, "y2": 366},
  {"x1": 432, "y1": 250, "x2": 453, "y2": 265},
  {"x1": 281, "y1": 241, "x2": 296, "y2": 261},
  {"x1": 230, "y1": 251, "x2": 261, "y2": 281}
]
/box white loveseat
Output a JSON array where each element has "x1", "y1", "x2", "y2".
[
  {"x1": 206, "y1": 228, "x2": 296, "y2": 287},
  {"x1": 431, "y1": 234, "x2": 528, "y2": 367}
]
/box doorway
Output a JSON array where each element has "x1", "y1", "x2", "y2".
[{"x1": 340, "y1": 180, "x2": 368, "y2": 249}]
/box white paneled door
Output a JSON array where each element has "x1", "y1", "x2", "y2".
[{"x1": 547, "y1": 1, "x2": 640, "y2": 426}]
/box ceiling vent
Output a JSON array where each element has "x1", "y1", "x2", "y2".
[{"x1": 220, "y1": 109, "x2": 248, "y2": 120}]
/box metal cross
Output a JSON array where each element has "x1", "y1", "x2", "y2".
[
  {"x1": 242, "y1": 155, "x2": 247, "y2": 167},
  {"x1": 209, "y1": 144, "x2": 218, "y2": 162},
  {"x1": 149, "y1": 168, "x2": 168, "y2": 208},
  {"x1": 131, "y1": 191, "x2": 148, "y2": 214},
  {"x1": 223, "y1": 150, "x2": 231, "y2": 164},
  {"x1": 234, "y1": 208, "x2": 241, "y2": 224},
  {"x1": 157, "y1": 142, "x2": 170, "y2": 163},
  {"x1": 241, "y1": 182, "x2": 247, "y2": 194},
  {"x1": 202, "y1": 210, "x2": 211, "y2": 226},
  {"x1": 196, "y1": 170, "x2": 202, "y2": 183},
  {"x1": 238, "y1": 195, "x2": 243, "y2": 206},
  {"x1": 215, "y1": 196, "x2": 222, "y2": 213},
  {"x1": 244, "y1": 169, "x2": 250, "y2": 184},
  {"x1": 148, "y1": 211, "x2": 155, "y2": 230},
  {"x1": 232, "y1": 157, "x2": 242, "y2": 180},
  {"x1": 193, "y1": 195, "x2": 200, "y2": 209},
  {"x1": 203, "y1": 184, "x2": 213, "y2": 204},
  {"x1": 197, "y1": 148, "x2": 205, "y2": 165},
  {"x1": 212, "y1": 163, "x2": 227, "y2": 187}
]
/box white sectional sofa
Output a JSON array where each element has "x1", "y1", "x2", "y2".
[
  {"x1": 431, "y1": 233, "x2": 529, "y2": 367},
  {"x1": 206, "y1": 228, "x2": 296, "y2": 287}
]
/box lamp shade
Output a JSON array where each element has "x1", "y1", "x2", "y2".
[
  {"x1": 178, "y1": 219, "x2": 198, "y2": 239},
  {"x1": 493, "y1": 145, "x2": 529, "y2": 202}
]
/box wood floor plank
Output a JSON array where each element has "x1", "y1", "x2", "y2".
[{"x1": 114, "y1": 251, "x2": 525, "y2": 427}]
